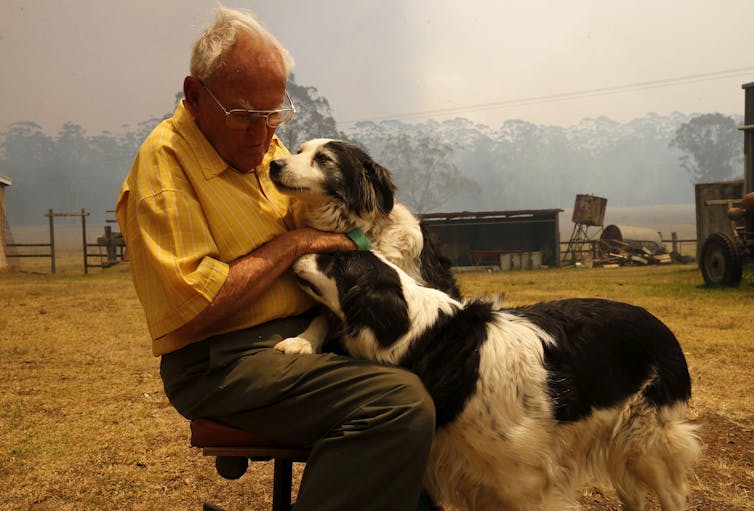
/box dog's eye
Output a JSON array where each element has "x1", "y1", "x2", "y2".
[{"x1": 314, "y1": 153, "x2": 333, "y2": 165}]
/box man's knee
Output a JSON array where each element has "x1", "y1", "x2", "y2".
[
  {"x1": 381, "y1": 369, "x2": 436, "y2": 439},
  {"x1": 407, "y1": 373, "x2": 436, "y2": 428}
]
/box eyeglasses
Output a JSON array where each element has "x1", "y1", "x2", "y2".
[{"x1": 200, "y1": 82, "x2": 296, "y2": 129}]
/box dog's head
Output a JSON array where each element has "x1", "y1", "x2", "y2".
[
  {"x1": 269, "y1": 139, "x2": 396, "y2": 217},
  {"x1": 293, "y1": 251, "x2": 411, "y2": 352}
]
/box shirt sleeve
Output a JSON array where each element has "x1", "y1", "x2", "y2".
[{"x1": 119, "y1": 144, "x2": 229, "y2": 340}]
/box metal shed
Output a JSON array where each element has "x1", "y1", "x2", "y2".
[
  {"x1": 0, "y1": 174, "x2": 11, "y2": 270},
  {"x1": 421, "y1": 209, "x2": 563, "y2": 268}
]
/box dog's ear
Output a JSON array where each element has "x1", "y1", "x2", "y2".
[
  {"x1": 340, "y1": 266, "x2": 410, "y2": 347},
  {"x1": 342, "y1": 285, "x2": 410, "y2": 347},
  {"x1": 331, "y1": 141, "x2": 396, "y2": 217},
  {"x1": 361, "y1": 158, "x2": 396, "y2": 217}
]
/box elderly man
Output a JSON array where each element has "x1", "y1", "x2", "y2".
[{"x1": 116, "y1": 6, "x2": 435, "y2": 511}]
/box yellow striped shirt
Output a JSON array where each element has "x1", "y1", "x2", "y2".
[{"x1": 116, "y1": 101, "x2": 313, "y2": 356}]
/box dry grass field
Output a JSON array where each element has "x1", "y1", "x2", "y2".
[{"x1": 1, "y1": 252, "x2": 752, "y2": 511}]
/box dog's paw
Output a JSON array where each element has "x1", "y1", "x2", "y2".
[{"x1": 274, "y1": 337, "x2": 315, "y2": 355}]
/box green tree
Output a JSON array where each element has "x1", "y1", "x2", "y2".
[
  {"x1": 669, "y1": 113, "x2": 743, "y2": 183},
  {"x1": 276, "y1": 75, "x2": 347, "y2": 151},
  {"x1": 0, "y1": 122, "x2": 60, "y2": 223},
  {"x1": 380, "y1": 132, "x2": 480, "y2": 213},
  {"x1": 0, "y1": 121, "x2": 139, "y2": 225}
]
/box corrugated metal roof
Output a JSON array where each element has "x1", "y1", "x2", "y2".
[{"x1": 420, "y1": 209, "x2": 563, "y2": 221}]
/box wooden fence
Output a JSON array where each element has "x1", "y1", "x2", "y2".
[{"x1": 5, "y1": 209, "x2": 125, "y2": 274}]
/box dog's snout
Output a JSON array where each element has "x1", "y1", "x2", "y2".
[{"x1": 269, "y1": 159, "x2": 283, "y2": 177}]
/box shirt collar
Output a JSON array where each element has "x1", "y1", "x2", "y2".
[{"x1": 173, "y1": 100, "x2": 281, "y2": 179}]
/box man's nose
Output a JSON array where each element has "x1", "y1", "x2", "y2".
[{"x1": 245, "y1": 115, "x2": 269, "y2": 135}]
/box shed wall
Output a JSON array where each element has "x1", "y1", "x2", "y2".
[{"x1": 421, "y1": 210, "x2": 562, "y2": 267}]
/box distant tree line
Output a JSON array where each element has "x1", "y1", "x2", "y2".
[
  {"x1": 0, "y1": 75, "x2": 744, "y2": 226},
  {"x1": 350, "y1": 113, "x2": 744, "y2": 213}
]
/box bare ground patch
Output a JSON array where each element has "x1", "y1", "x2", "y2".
[{"x1": 1, "y1": 260, "x2": 752, "y2": 510}]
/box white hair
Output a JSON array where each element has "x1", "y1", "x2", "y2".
[{"x1": 190, "y1": 5, "x2": 295, "y2": 81}]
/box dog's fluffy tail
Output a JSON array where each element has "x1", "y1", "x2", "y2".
[{"x1": 600, "y1": 398, "x2": 700, "y2": 511}]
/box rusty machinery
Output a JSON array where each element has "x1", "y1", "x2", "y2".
[{"x1": 699, "y1": 82, "x2": 754, "y2": 286}]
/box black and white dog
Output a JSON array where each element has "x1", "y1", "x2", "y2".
[
  {"x1": 269, "y1": 138, "x2": 459, "y2": 354},
  {"x1": 292, "y1": 250, "x2": 700, "y2": 511}
]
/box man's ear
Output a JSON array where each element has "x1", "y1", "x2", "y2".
[{"x1": 183, "y1": 76, "x2": 201, "y2": 117}]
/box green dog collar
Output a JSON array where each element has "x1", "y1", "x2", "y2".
[{"x1": 346, "y1": 228, "x2": 373, "y2": 250}]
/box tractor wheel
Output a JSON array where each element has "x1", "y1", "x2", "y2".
[{"x1": 700, "y1": 232, "x2": 743, "y2": 286}]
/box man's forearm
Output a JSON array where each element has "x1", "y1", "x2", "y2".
[{"x1": 172, "y1": 228, "x2": 353, "y2": 340}]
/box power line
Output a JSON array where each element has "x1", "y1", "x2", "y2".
[{"x1": 340, "y1": 66, "x2": 754, "y2": 125}]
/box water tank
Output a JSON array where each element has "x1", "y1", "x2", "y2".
[{"x1": 572, "y1": 194, "x2": 607, "y2": 227}]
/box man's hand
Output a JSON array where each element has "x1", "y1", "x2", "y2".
[{"x1": 294, "y1": 228, "x2": 358, "y2": 254}]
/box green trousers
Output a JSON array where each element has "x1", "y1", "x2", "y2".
[{"x1": 160, "y1": 314, "x2": 436, "y2": 511}]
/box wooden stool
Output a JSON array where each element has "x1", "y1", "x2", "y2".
[{"x1": 190, "y1": 418, "x2": 310, "y2": 511}]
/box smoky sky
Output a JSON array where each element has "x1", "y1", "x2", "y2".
[{"x1": 1, "y1": 0, "x2": 753, "y2": 135}]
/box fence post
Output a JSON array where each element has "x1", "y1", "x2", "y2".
[
  {"x1": 48, "y1": 209, "x2": 56, "y2": 274},
  {"x1": 81, "y1": 208, "x2": 88, "y2": 274},
  {"x1": 103, "y1": 226, "x2": 117, "y2": 263}
]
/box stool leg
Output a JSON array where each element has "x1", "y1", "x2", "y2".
[{"x1": 272, "y1": 459, "x2": 294, "y2": 511}]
